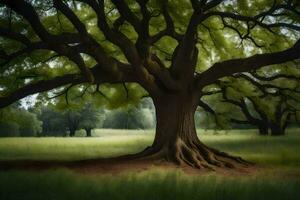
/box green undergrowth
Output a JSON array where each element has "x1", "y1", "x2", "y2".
[{"x1": 0, "y1": 168, "x2": 300, "y2": 200}]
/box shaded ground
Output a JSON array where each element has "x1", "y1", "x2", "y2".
[
  {"x1": 0, "y1": 156, "x2": 258, "y2": 176},
  {"x1": 1, "y1": 167, "x2": 300, "y2": 200}
]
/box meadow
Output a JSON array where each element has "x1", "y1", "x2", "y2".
[{"x1": 0, "y1": 129, "x2": 300, "y2": 200}]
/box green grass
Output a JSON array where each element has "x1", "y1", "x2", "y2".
[
  {"x1": 0, "y1": 130, "x2": 153, "y2": 161},
  {"x1": 1, "y1": 169, "x2": 300, "y2": 200},
  {"x1": 0, "y1": 129, "x2": 300, "y2": 200},
  {"x1": 1, "y1": 129, "x2": 299, "y2": 166}
]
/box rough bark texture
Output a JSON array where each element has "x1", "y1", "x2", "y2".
[{"x1": 130, "y1": 93, "x2": 251, "y2": 169}]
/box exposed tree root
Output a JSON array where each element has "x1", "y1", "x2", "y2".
[
  {"x1": 116, "y1": 138, "x2": 253, "y2": 171},
  {"x1": 0, "y1": 139, "x2": 252, "y2": 173}
]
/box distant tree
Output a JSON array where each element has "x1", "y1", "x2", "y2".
[
  {"x1": 0, "y1": 105, "x2": 20, "y2": 137},
  {"x1": 37, "y1": 102, "x2": 103, "y2": 137},
  {"x1": 201, "y1": 71, "x2": 300, "y2": 135},
  {"x1": 103, "y1": 101, "x2": 155, "y2": 130},
  {"x1": 0, "y1": 121, "x2": 19, "y2": 137},
  {"x1": 38, "y1": 106, "x2": 67, "y2": 136},
  {"x1": 0, "y1": 104, "x2": 42, "y2": 137},
  {"x1": 17, "y1": 109, "x2": 42, "y2": 136},
  {"x1": 79, "y1": 103, "x2": 103, "y2": 137},
  {"x1": 63, "y1": 109, "x2": 81, "y2": 137}
]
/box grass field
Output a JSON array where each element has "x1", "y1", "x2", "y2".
[{"x1": 0, "y1": 129, "x2": 300, "y2": 200}]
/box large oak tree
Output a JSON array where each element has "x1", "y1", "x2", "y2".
[{"x1": 0, "y1": 0, "x2": 300, "y2": 169}]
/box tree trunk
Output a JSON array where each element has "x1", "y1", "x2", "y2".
[
  {"x1": 69, "y1": 129, "x2": 76, "y2": 137},
  {"x1": 258, "y1": 125, "x2": 268, "y2": 135},
  {"x1": 270, "y1": 123, "x2": 284, "y2": 136},
  {"x1": 131, "y1": 93, "x2": 250, "y2": 169},
  {"x1": 85, "y1": 128, "x2": 92, "y2": 137}
]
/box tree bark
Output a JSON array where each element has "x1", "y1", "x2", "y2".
[
  {"x1": 131, "y1": 92, "x2": 251, "y2": 169},
  {"x1": 258, "y1": 124, "x2": 269, "y2": 135},
  {"x1": 69, "y1": 129, "x2": 76, "y2": 137},
  {"x1": 85, "y1": 128, "x2": 92, "y2": 137},
  {"x1": 270, "y1": 123, "x2": 285, "y2": 136}
]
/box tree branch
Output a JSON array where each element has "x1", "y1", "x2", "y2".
[
  {"x1": 195, "y1": 40, "x2": 300, "y2": 88},
  {"x1": 0, "y1": 63, "x2": 138, "y2": 108},
  {"x1": 0, "y1": 74, "x2": 85, "y2": 108},
  {"x1": 149, "y1": 2, "x2": 183, "y2": 43},
  {"x1": 0, "y1": 27, "x2": 31, "y2": 45}
]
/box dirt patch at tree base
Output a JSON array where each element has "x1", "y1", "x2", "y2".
[{"x1": 0, "y1": 158, "x2": 258, "y2": 177}]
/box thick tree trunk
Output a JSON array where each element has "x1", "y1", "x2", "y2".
[
  {"x1": 132, "y1": 93, "x2": 250, "y2": 169},
  {"x1": 85, "y1": 129, "x2": 92, "y2": 137}
]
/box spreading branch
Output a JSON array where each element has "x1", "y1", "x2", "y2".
[{"x1": 195, "y1": 40, "x2": 300, "y2": 88}]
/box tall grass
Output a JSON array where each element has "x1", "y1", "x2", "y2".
[{"x1": 1, "y1": 169, "x2": 300, "y2": 200}]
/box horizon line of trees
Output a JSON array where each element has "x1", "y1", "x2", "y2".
[
  {"x1": 0, "y1": 98, "x2": 156, "y2": 137},
  {"x1": 0, "y1": 95, "x2": 299, "y2": 137}
]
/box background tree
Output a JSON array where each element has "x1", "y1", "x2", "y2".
[
  {"x1": 0, "y1": 105, "x2": 20, "y2": 137},
  {"x1": 213, "y1": 70, "x2": 300, "y2": 136},
  {"x1": 63, "y1": 109, "x2": 81, "y2": 137},
  {"x1": 37, "y1": 106, "x2": 67, "y2": 136},
  {"x1": 0, "y1": 104, "x2": 42, "y2": 137},
  {"x1": 103, "y1": 103, "x2": 155, "y2": 129},
  {"x1": 0, "y1": 0, "x2": 300, "y2": 169},
  {"x1": 79, "y1": 103, "x2": 103, "y2": 137}
]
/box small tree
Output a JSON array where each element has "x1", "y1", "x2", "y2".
[
  {"x1": 79, "y1": 103, "x2": 103, "y2": 137},
  {"x1": 63, "y1": 109, "x2": 81, "y2": 137}
]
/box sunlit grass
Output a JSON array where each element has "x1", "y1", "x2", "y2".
[
  {"x1": 0, "y1": 129, "x2": 299, "y2": 166},
  {"x1": 0, "y1": 133, "x2": 153, "y2": 161}
]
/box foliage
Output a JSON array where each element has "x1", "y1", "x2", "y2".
[
  {"x1": 79, "y1": 103, "x2": 104, "y2": 131},
  {"x1": 103, "y1": 99, "x2": 155, "y2": 129},
  {"x1": 37, "y1": 106, "x2": 67, "y2": 136},
  {"x1": 0, "y1": 121, "x2": 19, "y2": 137},
  {"x1": 0, "y1": 105, "x2": 42, "y2": 137},
  {"x1": 0, "y1": 0, "x2": 299, "y2": 110},
  {"x1": 37, "y1": 103, "x2": 103, "y2": 137}
]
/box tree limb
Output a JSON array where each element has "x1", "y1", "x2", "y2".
[{"x1": 195, "y1": 40, "x2": 300, "y2": 88}]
